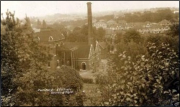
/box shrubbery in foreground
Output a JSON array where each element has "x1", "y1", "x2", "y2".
[{"x1": 96, "y1": 42, "x2": 179, "y2": 106}]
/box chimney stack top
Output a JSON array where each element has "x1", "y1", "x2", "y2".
[{"x1": 87, "y1": 2, "x2": 92, "y2": 4}]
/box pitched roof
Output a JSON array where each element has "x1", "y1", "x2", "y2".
[
  {"x1": 118, "y1": 20, "x2": 126, "y2": 24},
  {"x1": 35, "y1": 30, "x2": 65, "y2": 42},
  {"x1": 159, "y1": 19, "x2": 171, "y2": 25},
  {"x1": 95, "y1": 21, "x2": 107, "y2": 25},
  {"x1": 58, "y1": 42, "x2": 90, "y2": 58},
  {"x1": 107, "y1": 19, "x2": 117, "y2": 25},
  {"x1": 150, "y1": 24, "x2": 162, "y2": 29},
  {"x1": 99, "y1": 42, "x2": 108, "y2": 49},
  {"x1": 32, "y1": 27, "x2": 40, "y2": 33},
  {"x1": 74, "y1": 45, "x2": 90, "y2": 58}
]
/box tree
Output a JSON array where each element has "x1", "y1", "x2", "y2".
[
  {"x1": 66, "y1": 25, "x2": 105, "y2": 42},
  {"x1": 117, "y1": 8, "x2": 175, "y2": 23},
  {"x1": 1, "y1": 10, "x2": 51, "y2": 106},
  {"x1": 123, "y1": 29, "x2": 142, "y2": 44},
  {"x1": 97, "y1": 43, "x2": 179, "y2": 106},
  {"x1": 114, "y1": 32, "x2": 123, "y2": 44},
  {"x1": 95, "y1": 27, "x2": 105, "y2": 41},
  {"x1": 167, "y1": 24, "x2": 179, "y2": 37},
  {"x1": 37, "y1": 19, "x2": 41, "y2": 29},
  {"x1": 15, "y1": 66, "x2": 83, "y2": 106},
  {"x1": 1, "y1": 11, "x2": 83, "y2": 106},
  {"x1": 42, "y1": 20, "x2": 47, "y2": 28}
]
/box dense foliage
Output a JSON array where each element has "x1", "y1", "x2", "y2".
[
  {"x1": 94, "y1": 24, "x2": 179, "y2": 106},
  {"x1": 1, "y1": 11, "x2": 83, "y2": 106},
  {"x1": 123, "y1": 29, "x2": 142, "y2": 44},
  {"x1": 167, "y1": 24, "x2": 179, "y2": 37},
  {"x1": 95, "y1": 8, "x2": 178, "y2": 23},
  {"x1": 15, "y1": 66, "x2": 83, "y2": 106},
  {"x1": 96, "y1": 42, "x2": 179, "y2": 106},
  {"x1": 1, "y1": 9, "x2": 178, "y2": 106},
  {"x1": 117, "y1": 8, "x2": 178, "y2": 23},
  {"x1": 66, "y1": 25, "x2": 105, "y2": 42}
]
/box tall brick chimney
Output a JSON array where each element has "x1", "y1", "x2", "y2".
[{"x1": 87, "y1": 2, "x2": 93, "y2": 46}]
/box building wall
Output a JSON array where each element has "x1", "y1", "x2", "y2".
[
  {"x1": 74, "y1": 59, "x2": 89, "y2": 70},
  {"x1": 48, "y1": 55, "x2": 59, "y2": 71},
  {"x1": 100, "y1": 48, "x2": 108, "y2": 59}
]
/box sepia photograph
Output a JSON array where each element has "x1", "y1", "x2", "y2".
[{"x1": 1, "y1": 1, "x2": 179, "y2": 106}]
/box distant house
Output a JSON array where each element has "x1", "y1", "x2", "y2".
[
  {"x1": 114, "y1": 13, "x2": 125, "y2": 19},
  {"x1": 159, "y1": 19, "x2": 172, "y2": 26},
  {"x1": 107, "y1": 19, "x2": 118, "y2": 27},
  {"x1": 66, "y1": 25, "x2": 75, "y2": 31},
  {"x1": 118, "y1": 20, "x2": 127, "y2": 26},
  {"x1": 94, "y1": 21, "x2": 107, "y2": 29},
  {"x1": 173, "y1": 11, "x2": 179, "y2": 14},
  {"x1": 143, "y1": 21, "x2": 152, "y2": 28},
  {"x1": 32, "y1": 27, "x2": 40, "y2": 33},
  {"x1": 138, "y1": 23, "x2": 170, "y2": 34}
]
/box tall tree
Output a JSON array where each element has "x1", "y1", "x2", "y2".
[
  {"x1": 1, "y1": 11, "x2": 83, "y2": 106},
  {"x1": 123, "y1": 29, "x2": 142, "y2": 44},
  {"x1": 37, "y1": 19, "x2": 41, "y2": 29},
  {"x1": 42, "y1": 20, "x2": 47, "y2": 28},
  {"x1": 167, "y1": 24, "x2": 179, "y2": 37}
]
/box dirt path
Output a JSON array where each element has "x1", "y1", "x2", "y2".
[
  {"x1": 79, "y1": 59, "x2": 108, "y2": 106},
  {"x1": 82, "y1": 83, "x2": 101, "y2": 106}
]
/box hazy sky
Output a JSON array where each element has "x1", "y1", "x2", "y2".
[{"x1": 1, "y1": 1, "x2": 179, "y2": 18}]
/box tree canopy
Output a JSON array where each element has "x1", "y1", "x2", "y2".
[
  {"x1": 1, "y1": 11, "x2": 83, "y2": 106},
  {"x1": 66, "y1": 25, "x2": 106, "y2": 42},
  {"x1": 123, "y1": 29, "x2": 142, "y2": 44},
  {"x1": 117, "y1": 8, "x2": 177, "y2": 23}
]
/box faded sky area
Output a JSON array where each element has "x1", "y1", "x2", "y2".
[{"x1": 1, "y1": 1, "x2": 179, "y2": 18}]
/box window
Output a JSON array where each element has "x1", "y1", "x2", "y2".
[
  {"x1": 57, "y1": 60, "x2": 60, "y2": 66},
  {"x1": 67, "y1": 61, "x2": 70, "y2": 66},
  {"x1": 48, "y1": 62, "x2": 50, "y2": 67},
  {"x1": 57, "y1": 60, "x2": 60, "y2": 68},
  {"x1": 81, "y1": 62, "x2": 86, "y2": 70},
  {"x1": 49, "y1": 36, "x2": 53, "y2": 41},
  {"x1": 62, "y1": 60, "x2": 64, "y2": 65}
]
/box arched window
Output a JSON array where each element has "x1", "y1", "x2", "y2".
[
  {"x1": 81, "y1": 62, "x2": 86, "y2": 70},
  {"x1": 67, "y1": 60, "x2": 70, "y2": 66},
  {"x1": 49, "y1": 36, "x2": 53, "y2": 41}
]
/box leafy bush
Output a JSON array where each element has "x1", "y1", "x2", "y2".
[
  {"x1": 57, "y1": 65, "x2": 83, "y2": 91},
  {"x1": 1, "y1": 11, "x2": 84, "y2": 106},
  {"x1": 14, "y1": 65, "x2": 83, "y2": 106},
  {"x1": 98, "y1": 42, "x2": 179, "y2": 106},
  {"x1": 123, "y1": 29, "x2": 142, "y2": 44},
  {"x1": 95, "y1": 69, "x2": 108, "y2": 85},
  {"x1": 115, "y1": 39, "x2": 148, "y2": 62},
  {"x1": 82, "y1": 78, "x2": 94, "y2": 84}
]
